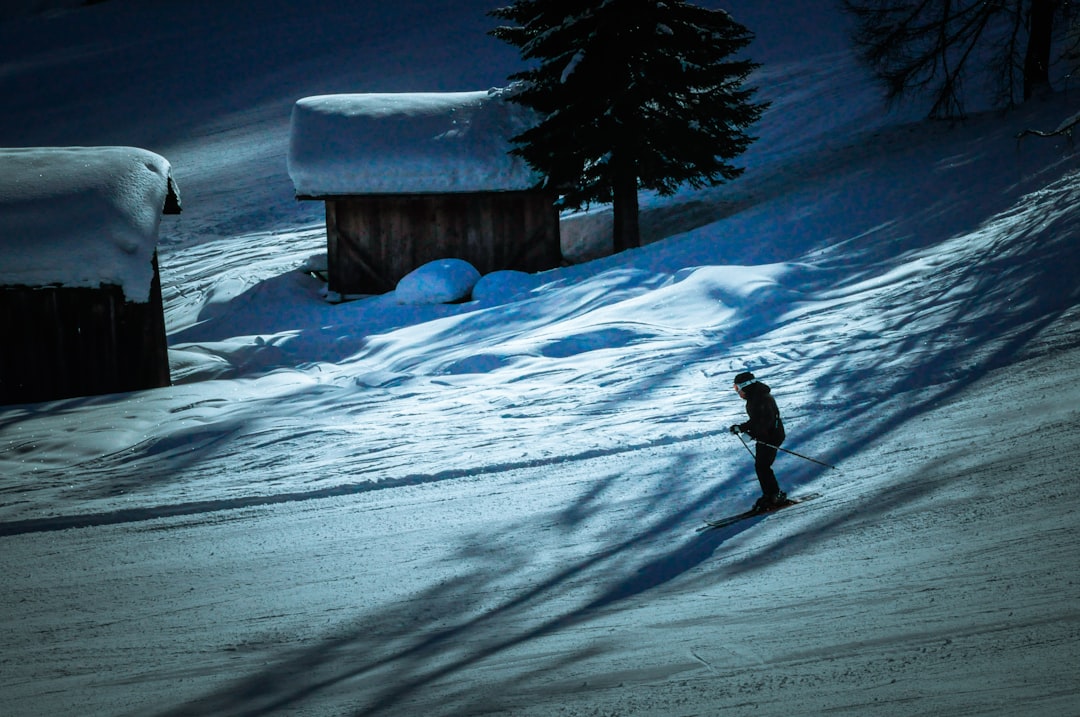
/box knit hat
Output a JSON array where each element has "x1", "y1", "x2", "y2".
[{"x1": 734, "y1": 371, "x2": 757, "y2": 389}]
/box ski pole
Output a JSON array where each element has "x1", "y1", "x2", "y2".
[
  {"x1": 736, "y1": 432, "x2": 757, "y2": 460},
  {"x1": 737, "y1": 433, "x2": 838, "y2": 470}
]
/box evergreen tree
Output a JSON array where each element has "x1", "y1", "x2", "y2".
[
  {"x1": 844, "y1": 0, "x2": 1080, "y2": 119},
  {"x1": 490, "y1": 0, "x2": 768, "y2": 253}
]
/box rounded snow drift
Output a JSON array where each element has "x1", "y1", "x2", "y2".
[
  {"x1": 471, "y1": 269, "x2": 542, "y2": 304},
  {"x1": 395, "y1": 258, "x2": 481, "y2": 305}
]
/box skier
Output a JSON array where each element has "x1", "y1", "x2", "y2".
[{"x1": 729, "y1": 371, "x2": 787, "y2": 511}]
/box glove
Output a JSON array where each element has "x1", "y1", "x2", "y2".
[{"x1": 729, "y1": 424, "x2": 742, "y2": 435}]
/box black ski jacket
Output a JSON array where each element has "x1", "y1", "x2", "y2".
[{"x1": 738, "y1": 382, "x2": 786, "y2": 445}]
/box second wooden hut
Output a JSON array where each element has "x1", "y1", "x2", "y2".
[{"x1": 287, "y1": 89, "x2": 561, "y2": 298}]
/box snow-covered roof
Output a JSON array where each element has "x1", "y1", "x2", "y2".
[
  {"x1": 287, "y1": 89, "x2": 542, "y2": 197},
  {"x1": 0, "y1": 146, "x2": 180, "y2": 303}
]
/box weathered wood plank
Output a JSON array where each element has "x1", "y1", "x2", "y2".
[
  {"x1": 323, "y1": 191, "x2": 560, "y2": 296},
  {"x1": 0, "y1": 254, "x2": 170, "y2": 405}
]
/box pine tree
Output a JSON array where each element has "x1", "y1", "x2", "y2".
[{"x1": 490, "y1": 0, "x2": 768, "y2": 253}]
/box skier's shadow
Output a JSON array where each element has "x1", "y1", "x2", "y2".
[{"x1": 583, "y1": 462, "x2": 826, "y2": 614}]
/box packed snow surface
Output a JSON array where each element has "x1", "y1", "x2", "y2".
[
  {"x1": 287, "y1": 90, "x2": 541, "y2": 196},
  {"x1": 0, "y1": 1, "x2": 1079, "y2": 716},
  {"x1": 0, "y1": 146, "x2": 175, "y2": 302}
]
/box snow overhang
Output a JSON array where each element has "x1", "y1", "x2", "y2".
[
  {"x1": 0, "y1": 146, "x2": 180, "y2": 303},
  {"x1": 287, "y1": 89, "x2": 542, "y2": 198}
]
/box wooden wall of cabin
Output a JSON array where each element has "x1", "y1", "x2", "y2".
[
  {"x1": 0, "y1": 254, "x2": 171, "y2": 405},
  {"x1": 325, "y1": 191, "x2": 560, "y2": 296}
]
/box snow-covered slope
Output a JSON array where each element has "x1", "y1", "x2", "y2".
[{"x1": 1, "y1": 2, "x2": 1078, "y2": 716}]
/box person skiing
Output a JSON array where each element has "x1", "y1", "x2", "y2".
[{"x1": 729, "y1": 371, "x2": 787, "y2": 511}]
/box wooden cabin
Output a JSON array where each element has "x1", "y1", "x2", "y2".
[
  {"x1": 288, "y1": 90, "x2": 560, "y2": 297},
  {"x1": 0, "y1": 147, "x2": 181, "y2": 405}
]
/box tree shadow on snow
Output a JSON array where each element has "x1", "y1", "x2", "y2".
[
  {"x1": 147, "y1": 184, "x2": 1080, "y2": 715},
  {"x1": 138, "y1": 105, "x2": 1080, "y2": 717},
  {"x1": 147, "y1": 452, "x2": 801, "y2": 717}
]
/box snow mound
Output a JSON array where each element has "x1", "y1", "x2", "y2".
[
  {"x1": 0, "y1": 146, "x2": 177, "y2": 303},
  {"x1": 287, "y1": 89, "x2": 542, "y2": 196},
  {"x1": 472, "y1": 269, "x2": 544, "y2": 303},
  {"x1": 395, "y1": 258, "x2": 481, "y2": 305}
]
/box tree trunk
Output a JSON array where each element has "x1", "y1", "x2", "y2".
[
  {"x1": 1024, "y1": 0, "x2": 1057, "y2": 100},
  {"x1": 611, "y1": 165, "x2": 640, "y2": 253}
]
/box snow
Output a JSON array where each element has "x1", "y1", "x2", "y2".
[
  {"x1": 1, "y1": 2, "x2": 1080, "y2": 716},
  {"x1": 0, "y1": 146, "x2": 176, "y2": 302},
  {"x1": 395, "y1": 258, "x2": 481, "y2": 305},
  {"x1": 287, "y1": 89, "x2": 542, "y2": 196}
]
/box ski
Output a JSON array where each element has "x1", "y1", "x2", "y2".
[{"x1": 697, "y1": 492, "x2": 822, "y2": 532}]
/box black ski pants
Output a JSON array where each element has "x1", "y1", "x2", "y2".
[{"x1": 755, "y1": 442, "x2": 781, "y2": 497}]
